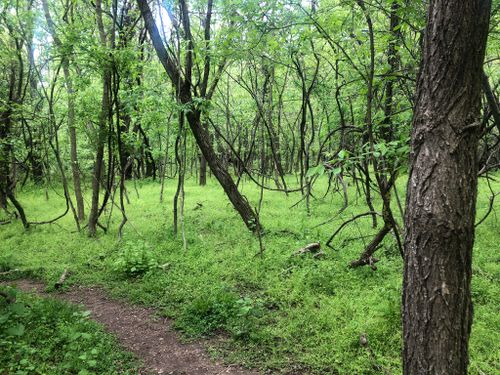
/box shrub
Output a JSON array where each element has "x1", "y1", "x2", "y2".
[
  {"x1": 111, "y1": 240, "x2": 159, "y2": 278},
  {"x1": 175, "y1": 289, "x2": 262, "y2": 340}
]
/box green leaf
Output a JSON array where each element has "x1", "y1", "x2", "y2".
[
  {"x1": 10, "y1": 302, "x2": 27, "y2": 315},
  {"x1": 338, "y1": 150, "x2": 348, "y2": 160},
  {"x1": 306, "y1": 164, "x2": 325, "y2": 178},
  {"x1": 331, "y1": 167, "x2": 342, "y2": 175},
  {"x1": 0, "y1": 313, "x2": 10, "y2": 323},
  {"x1": 6, "y1": 323, "x2": 25, "y2": 336}
]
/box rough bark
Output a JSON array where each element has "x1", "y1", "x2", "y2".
[{"x1": 403, "y1": 1, "x2": 491, "y2": 374}]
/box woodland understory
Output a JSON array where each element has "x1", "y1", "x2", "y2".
[{"x1": 0, "y1": 0, "x2": 499, "y2": 374}]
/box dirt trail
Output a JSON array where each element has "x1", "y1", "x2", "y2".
[{"x1": 1, "y1": 279, "x2": 260, "y2": 375}]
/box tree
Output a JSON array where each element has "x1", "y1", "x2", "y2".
[
  {"x1": 403, "y1": 1, "x2": 492, "y2": 374},
  {"x1": 88, "y1": 0, "x2": 112, "y2": 237},
  {"x1": 136, "y1": 0, "x2": 260, "y2": 233},
  {"x1": 0, "y1": 0, "x2": 31, "y2": 229},
  {"x1": 42, "y1": 0, "x2": 85, "y2": 222}
]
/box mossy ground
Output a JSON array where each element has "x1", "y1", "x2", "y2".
[{"x1": 0, "y1": 174, "x2": 498, "y2": 374}]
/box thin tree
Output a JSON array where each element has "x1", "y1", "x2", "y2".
[
  {"x1": 88, "y1": 0, "x2": 112, "y2": 236},
  {"x1": 42, "y1": 0, "x2": 85, "y2": 222},
  {"x1": 137, "y1": 0, "x2": 260, "y2": 232}
]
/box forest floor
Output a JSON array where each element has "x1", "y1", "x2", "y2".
[
  {"x1": 1, "y1": 279, "x2": 259, "y2": 375},
  {"x1": 1, "y1": 175, "x2": 499, "y2": 374}
]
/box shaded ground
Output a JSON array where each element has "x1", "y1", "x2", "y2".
[{"x1": 2, "y1": 279, "x2": 260, "y2": 375}]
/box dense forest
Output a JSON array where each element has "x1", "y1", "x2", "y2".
[{"x1": 0, "y1": 0, "x2": 499, "y2": 374}]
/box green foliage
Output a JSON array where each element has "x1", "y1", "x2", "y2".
[
  {"x1": 0, "y1": 291, "x2": 27, "y2": 338},
  {"x1": 175, "y1": 287, "x2": 263, "y2": 341},
  {"x1": 2, "y1": 178, "x2": 497, "y2": 373},
  {"x1": 0, "y1": 287, "x2": 138, "y2": 374},
  {"x1": 111, "y1": 240, "x2": 159, "y2": 278},
  {"x1": 0, "y1": 255, "x2": 18, "y2": 272},
  {"x1": 306, "y1": 164, "x2": 325, "y2": 178}
]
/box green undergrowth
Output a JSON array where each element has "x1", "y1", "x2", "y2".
[
  {"x1": 0, "y1": 174, "x2": 498, "y2": 374},
  {"x1": 0, "y1": 286, "x2": 139, "y2": 374}
]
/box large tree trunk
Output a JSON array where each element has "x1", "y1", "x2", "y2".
[{"x1": 403, "y1": 1, "x2": 491, "y2": 374}]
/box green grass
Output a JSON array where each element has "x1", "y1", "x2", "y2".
[
  {"x1": 0, "y1": 174, "x2": 498, "y2": 374},
  {"x1": 0, "y1": 286, "x2": 139, "y2": 374}
]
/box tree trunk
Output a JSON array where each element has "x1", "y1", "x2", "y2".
[
  {"x1": 25, "y1": 40, "x2": 44, "y2": 185},
  {"x1": 88, "y1": 0, "x2": 110, "y2": 237},
  {"x1": 137, "y1": 0, "x2": 260, "y2": 232},
  {"x1": 1, "y1": 43, "x2": 28, "y2": 229},
  {"x1": 199, "y1": 154, "x2": 207, "y2": 185},
  {"x1": 403, "y1": 1, "x2": 491, "y2": 374},
  {"x1": 199, "y1": 123, "x2": 208, "y2": 186},
  {"x1": 65, "y1": 66, "x2": 85, "y2": 222},
  {"x1": 42, "y1": 0, "x2": 85, "y2": 221},
  {"x1": 0, "y1": 108, "x2": 11, "y2": 210},
  {"x1": 184, "y1": 104, "x2": 259, "y2": 232}
]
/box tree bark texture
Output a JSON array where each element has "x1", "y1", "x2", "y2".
[{"x1": 403, "y1": 1, "x2": 491, "y2": 374}]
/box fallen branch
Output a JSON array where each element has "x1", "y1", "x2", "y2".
[
  {"x1": 294, "y1": 242, "x2": 321, "y2": 256},
  {"x1": 349, "y1": 224, "x2": 391, "y2": 270},
  {"x1": 55, "y1": 269, "x2": 70, "y2": 289},
  {"x1": 326, "y1": 211, "x2": 382, "y2": 249},
  {"x1": 313, "y1": 251, "x2": 326, "y2": 259},
  {"x1": 475, "y1": 192, "x2": 499, "y2": 227},
  {"x1": 350, "y1": 256, "x2": 380, "y2": 270},
  {"x1": 0, "y1": 269, "x2": 20, "y2": 276}
]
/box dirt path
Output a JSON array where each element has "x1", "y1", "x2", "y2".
[{"x1": 1, "y1": 279, "x2": 260, "y2": 375}]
